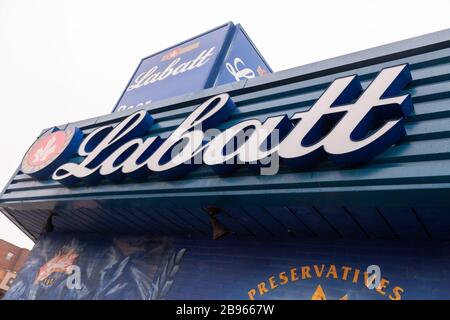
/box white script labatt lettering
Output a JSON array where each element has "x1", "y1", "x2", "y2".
[
  {"x1": 127, "y1": 47, "x2": 216, "y2": 91},
  {"x1": 50, "y1": 64, "x2": 412, "y2": 185}
]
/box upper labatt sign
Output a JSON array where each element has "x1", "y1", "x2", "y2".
[
  {"x1": 21, "y1": 64, "x2": 413, "y2": 185},
  {"x1": 112, "y1": 24, "x2": 231, "y2": 113},
  {"x1": 111, "y1": 23, "x2": 272, "y2": 113}
]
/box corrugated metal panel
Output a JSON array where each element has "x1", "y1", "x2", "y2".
[{"x1": 1, "y1": 29, "x2": 450, "y2": 241}]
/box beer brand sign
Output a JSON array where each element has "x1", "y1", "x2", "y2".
[
  {"x1": 126, "y1": 47, "x2": 216, "y2": 92},
  {"x1": 21, "y1": 64, "x2": 413, "y2": 186},
  {"x1": 112, "y1": 23, "x2": 272, "y2": 113}
]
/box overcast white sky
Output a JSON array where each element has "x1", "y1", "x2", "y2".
[{"x1": 0, "y1": 0, "x2": 449, "y2": 250}]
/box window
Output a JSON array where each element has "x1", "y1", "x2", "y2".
[{"x1": 5, "y1": 252, "x2": 14, "y2": 261}]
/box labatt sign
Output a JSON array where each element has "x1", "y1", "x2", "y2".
[
  {"x1": 21, "y1": 64, "x2": 413, "y2": 185},
  {"x1": 126, "y1": 46, "x2": 215, "y2": 92}
]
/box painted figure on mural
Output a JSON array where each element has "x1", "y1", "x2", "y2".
[{"x1": 5, "y1": 234, "x2": 186, "y2": 300}]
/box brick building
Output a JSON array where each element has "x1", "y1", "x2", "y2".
[{"x1": 0, "y1": 239, "x2": 30, "y2": 298}]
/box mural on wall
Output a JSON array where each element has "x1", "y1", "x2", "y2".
[
  {"x1": 164, "y1": 237, "x2": 450, "y2": 300},
  {"x1": 5, "y1": 234, "x2": 186, "y2": 300},
  {"x1": 5, "y1": 234, "x2": 450, "y2": 300}
]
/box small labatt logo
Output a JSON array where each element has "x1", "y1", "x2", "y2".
[
  {"x1": 161, "y1": 42, "x2": 200, "y2": 61},
  {"x1": 21, "y1": 127, "x2": 82, "y2": 179}
]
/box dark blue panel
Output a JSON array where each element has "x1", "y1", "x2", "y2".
[
  {"x1": 314, "y1": 206, "x2": 367, "y2": 239},
  {"x1": 106, "y1": 208, "x2": 150, "y2": 234},
  {"x1": 58, "y1": 209, "x2": 100, "y2": 233},
  {"x1": 288, "y1": 206, "x2": 340, "y2": 238},
  {"x1": 187, "y1": 207, "x2": 252, "y2": 236},
  {"x1": 169, "y1": 208, "x2": 210, "y2": 235},
  {"x1": 265, "y1": 207, "x2": 314, "y2": 238},
  {"x1": 136, "y1": 207, "x2": 184, "y2": 234},
  {"x1": 242, "y1": 206, "x2": 289, "y2": 237},
  {"x1": 225, "y1": 207, "x2": 272, "y2": 237},
  {"x1": 414, "y1": 207, "x2": 450, "y2": 240},
  {"x1": 345, "y1": 206, "x2": 395, "y2": 239},
  {"x1": 8, "y1": 210, "x2": 43, "y2": 236},
  {"x1": 153, "y1": 208, "x2": 204, "y2": 236},
  {"x1": 378, "y1": 207, "x2": 429, "y2": 239},
  {"x1": 126, "y1": 207, "x2": 166, "y2": 234},
  {"x1": 184, "y1": 208, "x2": 214, "y2": 230}
]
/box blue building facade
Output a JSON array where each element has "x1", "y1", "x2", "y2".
[{"x1": 1, "y1": 27, "x2": 450, "y2": 300}]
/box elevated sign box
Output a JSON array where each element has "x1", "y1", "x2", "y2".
[{"x1": 112, "y1": 22, "x2": 272, "y2": 113}]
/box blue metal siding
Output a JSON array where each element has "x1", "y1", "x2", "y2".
[{"x1": 1, "y1": 29, "x2": 450, "y2": 241}]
